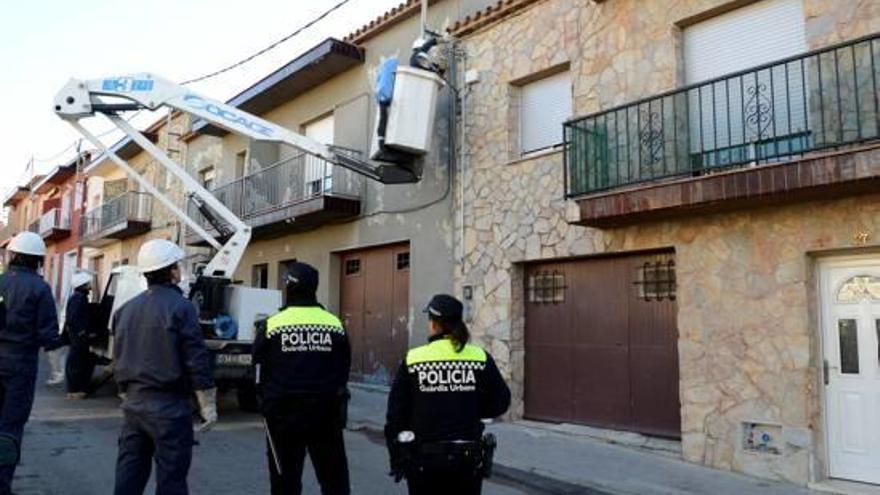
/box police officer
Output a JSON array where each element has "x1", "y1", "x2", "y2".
[
  {"x1": 0, "y1": 232, "x2": 63, "y2": 495},
  {"x1": 64, "y1": 271, "x2": 96, "y2": 399},
  {"x1": 112, "y1": 239, "x2": 217, "y2": 495},
  {"x1": 385, "y1": 294, "x2": 511, "y2": 495},
  {"x1": 252, "y1": 262, "x2": 351, "y2": 495}
]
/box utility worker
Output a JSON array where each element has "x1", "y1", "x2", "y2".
[
  {"x1": 0, "y1": 232, "x2": 63, "y2": 495},
  {"x1": 385, "y1": 294, "x2": 511, "y2": 495},
  {"x1": 64, "y1": 271, "x2": 96, "y2": 399},
  {"x1": 112, "y1": 239, "x2": 217, "y2": 495},
  {"x1": 252, "y1": 262, "x2": 351, "y2": 495}
]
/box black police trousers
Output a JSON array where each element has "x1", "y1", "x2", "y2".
[
  {"x1": 407, "y1": 468, "x2": 482, "y2": 495},
  {"x1": 264, "y1": 400, "x2": 350, "y2": 495},
  {"x1": 65, "y1": 339, "x2": 96, "y2": 394}
]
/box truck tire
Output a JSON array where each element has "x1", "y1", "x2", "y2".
[{"x1": 236, "y1": 384, "x2": 259, "y2": 412}]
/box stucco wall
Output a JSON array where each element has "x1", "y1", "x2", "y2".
[{"x1": 456, "y1": 0, "x2": 880, "y2": 486}]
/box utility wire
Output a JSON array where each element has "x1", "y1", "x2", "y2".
[
  {"x1": 29, "y1": 0, "x2": 357, "y2": 172},
  {"x1": 180, "y1": 0, "x2": 353, "y2": 85}
]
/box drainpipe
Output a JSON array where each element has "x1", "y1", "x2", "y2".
[
  {"x1": 458, "y1": 47, "x2": 468, "y2": 271},
  {"x1": 420, "y1": 0, "x2": 428, "y2": 38}
]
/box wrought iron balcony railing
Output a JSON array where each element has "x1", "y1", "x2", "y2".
[
  {"x1": 80, "y1": 191, "x2": 152, "y2": 240},
  {"x1": 565, "y1": 33, "x2": 880, "y2": 197},
  {"x1": 188, "y1": 147, "x2": 365, "y2": 231}
]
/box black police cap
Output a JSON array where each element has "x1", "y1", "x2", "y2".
[
  {"x1": 285, "y1": 262, "x2": 319, "y2": 292},
  {"x1": 423, "y1": 294, "x2": 463, "y2": 322}
]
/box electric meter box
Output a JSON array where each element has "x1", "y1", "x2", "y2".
[{"x1": 384, "y1": 66, "x2": 445, "y2": 155}]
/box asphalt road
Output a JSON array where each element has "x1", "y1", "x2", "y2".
[{"x1": 10, "y1": 365, "x2": 543, "y2": 495}]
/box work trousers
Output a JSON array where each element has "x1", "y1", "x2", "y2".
[
  {"x1": 264, "y1": 408, "x2": 350, "y2": 495},
  {"x1": 65, "y1": 339, "x2": 96, "y2": 394},
  {"x1": 406, "y1": 467, "x2": 483, "y2": 495},
  {"x1": 0, "y1": 359, "x2": 37, "y2": 495},
  {"x1": 114, "y1": 408, "x2": 194, "y2": 495}
]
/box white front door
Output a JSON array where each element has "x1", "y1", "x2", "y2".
[{"x1": 820, "y1": 259, "x2": 880, "y2": 485}]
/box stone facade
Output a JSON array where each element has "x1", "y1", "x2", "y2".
[{"x1": 455, "y1": 0, "x2": 880, "y2": 486}]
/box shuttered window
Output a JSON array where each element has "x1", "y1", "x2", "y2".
[
  {"x1": 683, "y1": 0, "x2": 807, "y2": 84},
  {"x1": 520, "y1": 71, "x2": 572, "y2": 154}
]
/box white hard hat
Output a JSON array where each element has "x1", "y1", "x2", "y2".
[
  {"x1": 137, "y1": 239, "x2": 185, "y2": 273},
  {"x1": 71, "y1": 271, "x2": 93, "y2": 289},
  {"x1": 8, "y1": 232, "x2": 47, "y2": 257}
]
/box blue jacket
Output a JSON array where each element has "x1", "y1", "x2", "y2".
[
  {"x1": 0, "y1": 265, "x2": 61, "y2": 363},
  {"x1": 65, "y1": 290, "x2": 91, "y2": 345},
  {"x1": 112, "y1": 283, "x2": 214, "y2": 413}
]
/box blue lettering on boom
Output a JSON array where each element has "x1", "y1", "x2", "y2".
[{"x1": 183, "y1": 94, "x2": 273, "y2": 137}]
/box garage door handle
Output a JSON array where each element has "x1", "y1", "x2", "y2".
[{"x1": 615, "y1": 342, "x2": 624, "y2": 347}]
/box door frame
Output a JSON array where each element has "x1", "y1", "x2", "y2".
[{"x1": 815, "y1": 253, "x2": 880, "y2": 483}]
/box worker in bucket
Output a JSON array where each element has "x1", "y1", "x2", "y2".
[
  {"x1": 385, "y1": 294, "x2": 511, "y2": 495},
  {"x1": 112, "y1": 239, "x2": 216, "y2": 495},
  {"x1": 64, "y1": 271, "x2": 96, "y2": 399},
  {"x1": 0, "y1": 232, "x2": 63, "y2": 495},
  {"x1": 252, "y1": 262, "x2": 351, "y2": 495}
]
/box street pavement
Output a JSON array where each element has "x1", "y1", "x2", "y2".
[{"x1": 10, "y1": 364, "x2": 547, "y2": 495}]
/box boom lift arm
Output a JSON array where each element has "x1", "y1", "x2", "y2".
[{"x1": 53, "y1": 73, "x2": 421, "y2": 279}]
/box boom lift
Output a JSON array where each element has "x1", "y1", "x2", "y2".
[{"x1": 53, "y1": 47, "x2": 446, "y2": 409}]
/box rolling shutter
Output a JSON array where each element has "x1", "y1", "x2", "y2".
[
  {"x1": 520, "y1": 71, "x2": 572, "y2": 154},
  {"x1": 684, "y1": 0, "x2": 807, "y2": 85}
]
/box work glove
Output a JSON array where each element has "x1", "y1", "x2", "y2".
[
  {"x1": 195, "y1": 388, "x2": 218, "y2": 432},
  {"x1": 389, "y1": 431, "x2": 415, "y2": 483}
]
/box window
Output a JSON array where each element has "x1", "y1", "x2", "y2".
[
  {"x1": 635, "y1": 260, "x2": 677, "y2": 302},
  {"x1": 836, "y1": 275, "x2": 880, "y2": 303},
  {"x1": 252, "y1": 263, "x2": 268, "y2": 289},
  {"x1": 527, "y1": 270, "x2": 565, "y2": 304},
  {"x1": 683, "y1": 0, "x2": 807, "y2": 85},
  {"x1": 396, "y1": 252, "x2": 410, "y2": 271},
  {"x1": 344, "y1": 258, "x2": 361, "y2": 276},
  {"x1": 683, "y1": 0, "x2": 808, "y2": 162},
  {"x1": 199, "y1": 167, "x2": 216, "y2": 190},
  {"x1": 519, "y1": 71, "x2": 572, "y2": 155},
  {"x1": 838, "y1": 319, "x2": 859, "y2": 374},
  {"x1": 304, "y1": 115, "x2": 335, "y2": 194}
]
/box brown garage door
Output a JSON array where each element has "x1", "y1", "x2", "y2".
[
  {"x1": 340, "y1": 243, "x2": 410, "y2": 384},
  {"x1": 524, "y1": 251, "x2": 680, "y2": 438}
]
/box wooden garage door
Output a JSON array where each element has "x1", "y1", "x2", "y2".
[
  {"x1": 340, "y1": 243, "x2": 410, "y2": 384},
  {"x1": 524, "y1": 252, "x2": 680, "y2": 438}
]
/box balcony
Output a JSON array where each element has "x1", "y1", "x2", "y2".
[
  {"x1": 186, "y1": 149, "x2": 363, "y2": 245},
  {"x1": 38, "y1": 208, "x2": 71, "y2": 241},
  {"x1": 80, "y1": 192, "x2": 152, "y2": 247},
  {"x1": 565, "y1": 34, "x2": 880, "y2": 228}
]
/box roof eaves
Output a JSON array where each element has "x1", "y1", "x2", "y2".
[
  {"x1": 191, "y1": 37, "x2": 364, "y2": 137},
  {"x1": 447, "y1": 0, "x2": 543, "y2": 37}
]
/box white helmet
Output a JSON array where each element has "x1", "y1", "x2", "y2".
[
  {"x1": 71, "y1": 271, "x2": 94, "y2": 289},
  {"x1": 137, "y1": 239, "x2": 185, "y2": 273},
  {"x1": 8, "y1": 231, "x2": 47, "y2": 257}
]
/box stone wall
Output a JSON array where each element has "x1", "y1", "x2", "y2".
[{"x1": 456, "y1": 0, "x2": 880, "y2": 485}]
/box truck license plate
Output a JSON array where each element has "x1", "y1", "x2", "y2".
[{"x1": 216, "y1": 354, "x2": 252, "y2": 366}]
